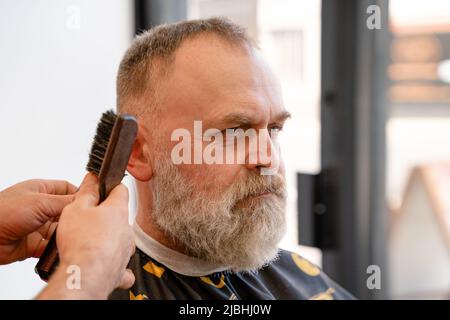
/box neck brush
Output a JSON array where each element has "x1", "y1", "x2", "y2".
[
  {"x1": 35, "y1": 110, "x2": 138, "y2": 281},
  {"x1": 86, "y1": 110, "x2": 138, "y2": 201}
]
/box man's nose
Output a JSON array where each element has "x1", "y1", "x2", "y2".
[{"x1": 245, "y1": 129, "x2": 280, "y2": 174}]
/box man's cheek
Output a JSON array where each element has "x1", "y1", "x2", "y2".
[
  {"x1": 206, "y1": 164, "x2": 241, "y2": 195},
  {"x1": 278, "y1": 157, "x2": 286, "y2": 176}
]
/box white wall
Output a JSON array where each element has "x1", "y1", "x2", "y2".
[{"x1": 0, "y1": 0, "x2": 133, "y2": 299}]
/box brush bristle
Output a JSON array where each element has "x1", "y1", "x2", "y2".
[{"x1": 86, "y1": 110, "x2": 117, "y2": 175}]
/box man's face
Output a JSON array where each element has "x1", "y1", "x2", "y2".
[{"x1": 140, "y1": 36, "x2": 289, "y2": 271}]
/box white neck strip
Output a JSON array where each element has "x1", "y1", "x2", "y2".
[{"x1": 133, "y1": 222, "x2": 230, "y2": 277}]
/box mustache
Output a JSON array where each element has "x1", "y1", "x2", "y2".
[{"x1": 232, "y1": 173, "x2": 286, "y2": 202}]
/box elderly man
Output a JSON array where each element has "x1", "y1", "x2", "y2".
[{"x1": 111, "y1": 18, "x2": 353, "y2": 300}]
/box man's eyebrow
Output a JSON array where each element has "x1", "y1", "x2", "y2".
[
  {"x1": 219, "y1": 112, "x2": 256, "y2": 127},
  {"x1": 218, "y1": 110, "x2": 291, "y2": 127},
  {"x1": 273, "y1": 111, "x2": 291, "y2": 123}
]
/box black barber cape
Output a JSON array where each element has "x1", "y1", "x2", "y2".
[{"x1": 110, "y1": 248, "x2": 355, "y2": 300}]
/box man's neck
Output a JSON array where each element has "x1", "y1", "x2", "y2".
[
  {"x1": 132, "y1": 215, "x2": 231, "y2": 277},
  {"x1": 135, "y1": 208, "x2": 188, "y2": 255}
]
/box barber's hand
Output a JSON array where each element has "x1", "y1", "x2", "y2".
[
  {"x1": 37, "y1": 173, "x2": 135, "y2": 300},
  {"x1": 0, "y1": 179, "x2": 77, "y2": 265}
]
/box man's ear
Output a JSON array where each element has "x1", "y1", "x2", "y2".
[{"x1": 127, "y1": 125, "x2": 153, "y2": 182}]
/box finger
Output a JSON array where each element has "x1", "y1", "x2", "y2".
[
  {"x1": 126, "y1": 241, "x2": 136, "y2": 263},
  {"x1": 37, "y1": 180, "x2": 78, "y2": 195},
  {"x1": 117, "y1": 269, "x2": 135, "y2": 290},
  {"x1": 74, "y1": 173, "x2": 99, "y2": 207},
  {"x1": 27, "y1": 232, "x2": 49, "y2": 259},
  {"x1": 32, "y1": 239, "x2": 49, "y2": 258},
  {"x1": 37, "y1": 221, "x2": 58, "y2": 240},
  {"x1": 37, "y1": 194, "x2": 76, "y2": 220},
  {"x1": 100, "y1": 183, "x2": 129, "y2": 210}
]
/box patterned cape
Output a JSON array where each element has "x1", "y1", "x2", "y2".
[{"x1": 109, "y1": 248, "x2": 355, "y2": 300}]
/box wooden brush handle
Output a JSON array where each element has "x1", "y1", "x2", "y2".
[
  {"x1": 35, "y1": 230, "x2": 59, "y2": 281},
  {"x1": 98, "y1": 115, "x2": 137, "y2": 201}
]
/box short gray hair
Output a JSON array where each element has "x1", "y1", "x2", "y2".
[{"x1": 116, "y1": 17, "x2": 255, "y2": 117}]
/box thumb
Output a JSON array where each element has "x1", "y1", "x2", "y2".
[
  {"x1": 117, "y1": 269, "x2": 135, "y2": 290},
  {"x1": 74, "y1": 173, "x2": 99, "y2": 208},
  {"x1": 38, "y1": 194, "x2": 75, "y2": 220},
  {"x1": 100, "y1": 183, "x2": 129, "y2": 209}
]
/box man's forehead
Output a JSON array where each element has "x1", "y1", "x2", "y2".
[
  {"x1": 182, "y1": 36, "x2": 276, "y2": 82},
  {"x1": 162, "y1": 35, "x2": 284, "y2": 124}
]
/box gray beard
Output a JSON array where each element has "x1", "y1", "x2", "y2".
[{"x1": 150, "y1": 159, "x2": 287, "y2": 272}]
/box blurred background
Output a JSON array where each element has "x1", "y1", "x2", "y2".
[{"x1": 0, "y1": 0, "x2": 448, "y2": 299}]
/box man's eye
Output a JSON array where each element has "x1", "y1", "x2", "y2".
[{"x1": 269, "y1": 126, "x2": 284, "y2": 135}]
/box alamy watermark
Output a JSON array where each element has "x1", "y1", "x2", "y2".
[
  {"x1": 66, "y1": 4, "x2": 81, "y2": 30},
  {"x1": 366, "y1": 265, "x2": 381, "y2": 290},
  {"x1": 66, "y1": 265, "x2": 81, "y2": 290},
  {"x1": 366, "y1": 5, "x2": 381, "y2": 30}
]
